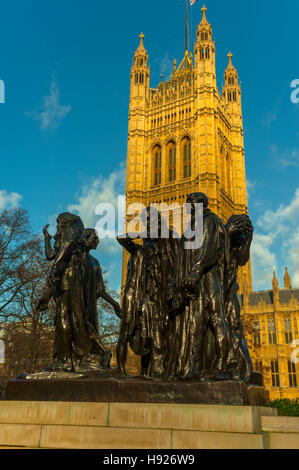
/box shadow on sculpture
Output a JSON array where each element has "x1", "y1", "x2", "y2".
[{"x1": 7, "y1": 194, "x2": 269, "y2": 405}]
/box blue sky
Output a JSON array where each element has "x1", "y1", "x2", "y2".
[{"x1": 0, "y1": 0, "x2": 298, "y2": 292}]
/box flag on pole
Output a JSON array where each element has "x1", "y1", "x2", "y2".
[{"x1": 190, "y1": 0, "x2": 198, "y2": 5}]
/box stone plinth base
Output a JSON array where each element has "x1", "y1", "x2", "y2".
[
  {"x1": 6, "y1": 376, "x2": 270, "y2": 406},
  {"x1": 0, "y1": 401, "x2": 298, "y2": 449},
  {"x1": 2, "y1": 400, "x2": 299, "y2": 449}
]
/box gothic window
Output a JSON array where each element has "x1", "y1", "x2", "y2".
[
  {"x1": 205, "y1": 48, "x2": 209, "y2": 59},
  {"x1": 205, "y1": 32, "x2": 208, "y2": 40},
  {"x1": 167, "y1": 141, "x2": 176, "y2": 182},
  {"x1": 182, "y1": 137, "x2": 191, "y2": 178},
  {"x1": 220, "y1": 146, "x2": 226, "y2": 193},
  {"x1": 294, "y1": 318, "x2": 298, "y2": 337},
  {"x1": 285, "y1": 318, "x2": 293, "y2": 344},
  {"x1": 268, "y1": 320, "x2": 276, "y2": 345},
  {"x1": 228, "y1": 91, "x2": 232, "y2": 102},
  {"x1": 201, "y1": 32, "x2": 204, "y2": 40},
  {"x1": 153, "y1": 145, "x2": 162, "y2": 186},
  {"x1": 253, "y1": 321, "x2": 261, "y2": 346},
  {"x1": 139, "y1": 59, "x2": 143, "y2": 66},
  {"x1": 139, "y1": 73, "x2": 144, "y2": 84},
  {"x1": 226, "y1": 153, "x2": 232, "y2": 196},
  {"x1": 135, "y1": 73, "x2": 138, "y2": 84},
  {"x1": 233, "y1": 91, "x2": 237, "y2": 102},
  {"x1": 271, "y1": 361, "x2": 280, "y2": 387},
  {"x1": 288, "y1": 361, "x2": 297, "y2": 387},
  {"x1": 200, "y1": 48, "x2": 204, "y2": 60}
]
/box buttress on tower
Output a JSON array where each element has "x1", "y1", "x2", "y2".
[{"x1": 123, "y1": 5, "x2": 252, "y2": 292}]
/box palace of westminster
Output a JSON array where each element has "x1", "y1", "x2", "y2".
[{"x1": 123, "y1": 6, "x2": 299, "y2": 400}]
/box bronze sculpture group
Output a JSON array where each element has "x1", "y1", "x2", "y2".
[{"x1": 37, "y1": 192, "x2": 254, "y2": 385}]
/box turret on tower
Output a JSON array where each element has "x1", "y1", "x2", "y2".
[
  {"x1": 194, "y1": 5, "x2": 216, "y2": 89},
  {"x1": 222, "y1": 52, "x2": 242, "y2": 118},
  {"x1": 284, "y1": 267, "x2": 292, "y2": 289},
  {"x1": 272, "y1": 270, "x2": 280, "y2": 307},
  {"x1": 130, "y1": 33, "x2": 150, "y2": 99},
  {"x1": 126, "y1": 33, "x2": 150, "y2": 200}
]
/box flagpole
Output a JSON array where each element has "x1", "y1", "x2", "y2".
[{"x1": 185, "y1": 0, "x2": 189, "y2": 52}]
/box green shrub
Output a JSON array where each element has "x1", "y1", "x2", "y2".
[{"x1": 271, "y1": 399, "x2": 299, "y2": 417}]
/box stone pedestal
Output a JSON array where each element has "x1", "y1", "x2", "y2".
[
  {"x1": 6, "y1": 376, "x2": 270, "y2": 406},
  {"x1": 0, "y1": 400, "x2": 293, "y2": 449}
]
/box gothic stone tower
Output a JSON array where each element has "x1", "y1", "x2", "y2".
[{"x1": 123, "y1": 5, "x2": 251, "y2": 292}]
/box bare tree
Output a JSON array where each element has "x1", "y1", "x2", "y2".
[
  {"x1": 0, "y1": 209, "x2": 121, "y2": 384},
  {"x1": 0, "y1": 209, "x2": 42, "y2": 314},
  {"x1": 98, "y1": 280, "x2": 120, "y2": 348},
  {"x1": 0, "y1": 208, "x2": 53, "y2": 380}
]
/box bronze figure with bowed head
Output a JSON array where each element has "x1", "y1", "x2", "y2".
[
  {"x1": 116, "y1": 206, "x2": 177, "y2": 378},
  {"x1": 36, "y1": 214, "x2": 119, "y2": 375},
  {"x1": 224, "y1": 214, "x2": 254, "y2": 384},
  {"x1": 169, "y1": 192, "x2": 232, "y2": 381}
]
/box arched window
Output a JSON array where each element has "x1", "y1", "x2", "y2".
[
  {"x1": 139, "y1": 73, "x2": 144, "y2": 84},
  {"x1": 181, "y1": 137, "x2": 191, "y2": 178},
  {"x1": 233, "y1": 91, "x2": 237, "y2": 102},
  {"x1": 220, "y1": 146, "x2": 226, "y2": 192},
  {"x1": 167, "y1": 141, "x2": 176, "y2": 182},
  {"x1": 153, "y1": 145, "x2": 162, "y2": 186},
  {"x1": 226, "y1": 152, "x2": 232, "y2": 196},
  {"x1": 135, "y1": 73, "x2": 138, "y2": 84}
]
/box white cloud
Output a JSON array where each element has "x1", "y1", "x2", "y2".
[
  {"x1": 270, "y1": 145, "x2": 299, "y2": 167},
  {"x1": 26, "y1": 78, "x2": 71, "y2": 131},
  {"x1": 0, "y1": 190, "x2": 22, "y2": 210},
  {"x1": 68, "y1": 166, "x2": 125, "y2": 224},
  {"x1": 251, "y1": 233, "x2": 277, "y2": 289},
  {"x1": 262, "y1": 110, "x2": 278, "y2": 128},
  {"x1": 155, "y1": 52, "x2": 173, "y2": 81},
  {"x1": 251, "y1": 188, "x2": 299, "y2": 289},
  {"x1": 246, "y1": 179, "x2": 256, "y2": 203},
  {"x1": 46, "y1": 166, "x2": 125, "y2": 292},
  {"x1": 48, "y1": 165, "x2": 126, "y2": 255}
]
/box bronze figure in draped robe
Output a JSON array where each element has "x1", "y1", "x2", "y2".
[
  {"x1": 168, "y1": 193, "x2": 231, "y2": 380},
  {"x1": 117, "y1": 206, "x2": 177, "y2": 378},
  {"x1": 38, "y1": 213, "x2": 113, "y2": 373},
  {"x1": 83, "y1": 228, "x2": 122, "y2": 368},
  {"x1": 224, "y1": 214, "x2": 254, "y2": 384}
]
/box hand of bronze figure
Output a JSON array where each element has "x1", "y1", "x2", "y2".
[
  {"x1": 179, "y1": 274, "x2": 200, "y2": 300},
  {"x1": 43, "y1": 224, "x2": 52, "y2": 240},
  {"x1": 49, "y1": 268, "x2": 62, "y2": 288}
]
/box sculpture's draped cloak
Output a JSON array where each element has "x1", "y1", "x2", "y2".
[
  {"x1": 52, "y1": 214, "x2": 109, "y2": 371},
  {"x1": 166, "y1": 209, "x2": 229, "y2": 379},
  {"x1": 121, "y1": 246, "x2": 145, "y2": 355},
  {"x1": 139, "y1": 236, "x2": 178, "y2": 375},
  {"x1": 224, "y1": 223, "x2": 253, "y2": 383},
  {"x1": 83, "y1": 252, "x2": 112, "y2": 366},
  {"x1": 120, "y1": 233, "x2": 178, "y2": 374}
]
